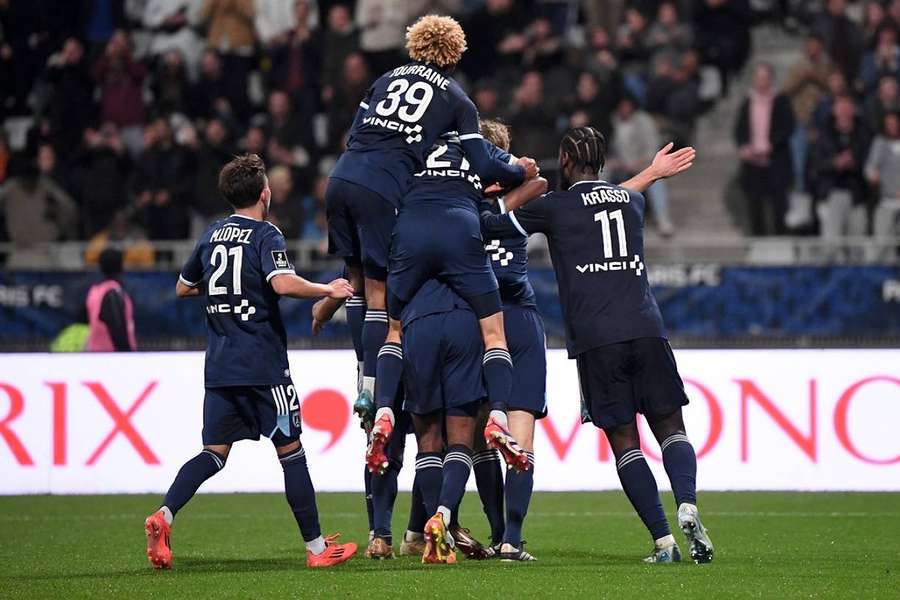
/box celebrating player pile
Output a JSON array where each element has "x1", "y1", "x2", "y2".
[{"x1": 150, "y1": 13, "x2": 714, "y2": 572}]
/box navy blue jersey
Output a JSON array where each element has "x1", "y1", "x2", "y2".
[
  {"x1": 480, "y1": 197, "x2": 536, "y2": 308},
  {"x1": 180, "y1": 215, "x2": 295, "y2": 387},
  {"x1": 400, "y1": 277, "x2": 471, "y2": 327},
  {"x1": 330, "y1": 61, "x2": 524, "y2": 207},
  {"x1": 482, "y1": 180, "x2": 665, "y2": 357},
  {"x1": 405, "y1": 136, "x2": 483, "y2": 211}
]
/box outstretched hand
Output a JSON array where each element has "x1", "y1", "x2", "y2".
[{"x1": 650, "y1": 143, "x2": 696, "y2": 179}]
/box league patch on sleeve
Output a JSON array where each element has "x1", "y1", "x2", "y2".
[{"x1": 271, "y1": 250, "x2": 291, "y2": 270}]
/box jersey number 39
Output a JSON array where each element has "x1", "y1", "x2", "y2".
[{"x1": 375, "y1": 78, "x2": 434, "y2": 123}]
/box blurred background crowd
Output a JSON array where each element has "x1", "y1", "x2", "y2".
[{"x1": 0, "y1": 0, "x2": 898, "y2": 269}]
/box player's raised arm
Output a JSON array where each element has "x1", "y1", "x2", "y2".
[
  {"x1": 461, "y1": 134, "x2": 536, "y2": 187},
  {"x1": 271, "y1": 274, "x2": 354, "y2": 300},
  {"x1": 620, "y1": 143, "x2": 696, "y2": 193}
]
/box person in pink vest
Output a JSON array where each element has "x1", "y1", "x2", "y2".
[{"x1": 85, "y1": 248, "x2": 137, "y2": 351}]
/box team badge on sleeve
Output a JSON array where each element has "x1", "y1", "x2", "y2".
[{"x1": 271, "y1": 250, "x2": 291, "y2": 270}]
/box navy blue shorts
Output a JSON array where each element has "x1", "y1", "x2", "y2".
[
  {"x1": 202, "y1": 384, "x2": 301, "y2": 447},
  {"x1": 505, "y1": 305, "x2": 548, "y2": 418},
  {"x1": 576, "y1": 337, "x2": 689, "y2": 430},
  {"x1": 388, "y1": 206, "x2": 499, "y2": 317},
  {"x1": 401, "y1": 309, "x2": 487, "y2": 416},
  {"x1": 325, "y1": 177, "x2": 396, "y2": 281}
]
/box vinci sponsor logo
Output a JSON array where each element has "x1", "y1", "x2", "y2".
[{"x1": 577, "y1": 254, "x2": 645, "y2": 277}]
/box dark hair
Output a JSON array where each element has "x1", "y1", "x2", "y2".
[
  {"x1": 99, "y1": 248, "x2": 123, "y2": 278},
  {"x1": 219, "y1": 154, "x2": 267, "y2": 209},
  {"x1": 560, "y1": 127, "x2": 607, "y2": 173}
]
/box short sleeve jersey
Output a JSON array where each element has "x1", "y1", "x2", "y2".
[
  {"x1": 179, "y1": 214, "x2": 294, "y2": 387},
  {"x1": 482, "y1": 180, "x2": 665, "y2": 357},
  {"x1": 329, "y1": 62, "x2": 482, "y2": 207}
]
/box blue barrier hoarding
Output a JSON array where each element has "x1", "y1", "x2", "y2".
[{"x1": 1, "y1": 266, "x2": 899, "y2": 343}]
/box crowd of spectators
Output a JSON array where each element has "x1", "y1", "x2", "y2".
[
  {"x1": 0, "y1": 0, "x2": 754, "y2": 267},
  {"x1": 735, "y1": 0, "x2": 900, "y2": 258}
]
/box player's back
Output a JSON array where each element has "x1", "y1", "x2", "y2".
[
  {"x1": 404, "y1": 135, "x2": 483, "y2": 212},
  {"x1": 523, "y1": 180, "x2": 664, "y2": 356},
  {"x1": 331, "y1": 62, "x2": 477, "y2": 207},
  {"x1": 180, "y1": 215, "x2": 294, "y2": 387}
]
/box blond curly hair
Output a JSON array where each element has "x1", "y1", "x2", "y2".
[
  {"x1": 406, "y1": 15, "x2": 467, "y2": 68},
  {"x1": 480, "y1": 119, "x2": 511, "y2": 152}
]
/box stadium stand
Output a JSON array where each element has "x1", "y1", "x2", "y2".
[{"x1": 1, "y1": 0, "x2": 898, "y2": 350}]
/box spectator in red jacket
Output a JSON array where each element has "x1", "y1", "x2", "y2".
[{"x1": 92, "y1": 30, "x2": 147, "y2": 156}]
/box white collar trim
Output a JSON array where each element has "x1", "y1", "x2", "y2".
[{"x1": 568, "y1": 179, "x2": 608, "y2": 190}]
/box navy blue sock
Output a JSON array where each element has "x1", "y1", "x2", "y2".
[
  {"x1": 616, "y1": 448, "x2": 670, "y2": 541},
  {"x1": 371, "y1": 462, "x2": 400, "y2": 544},
  {"x1": 364, "y1": 464, "x2": 374, "y2": 532},
  {"x1": 362, "y1": 310, "x2": 388, "y2": 392},
  {"x1": 346, "y1": 295, "x2": 367, "y2": 362},
  {"x1": 375, "y1": 342, "x2": 403, "y2": 410},
  {"x1": 415, "y1": 452, "x2": 443, "y2": 515},
  {"x1": 407, "y1": 475, "x2": 428, "y2": 534},
  {"x1": 473, "y1": 449, "x2": 505, "y2": 545},
  {"x1": 280, "y1": 447, "x2": 322, "y2": 542},
  {"x1": 439, "y1": 445, "x2": 473, "y2": 516},
  {"x1": 483, "y1": 348, "x2": 513, "y2": 411},
  {"x1": 504, "y1": 451, "x2": 534, "y2": 546},
  {"x1": 661, "y1": 433, "x2": 697, "y2": 507},
  {"x1": 163, "y1": 449, "x2": 226, "y2": 516}
]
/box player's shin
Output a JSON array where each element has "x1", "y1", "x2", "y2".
[
  {"x1": 374, "y1": 338, "x2": 403, "y2": 412},
  {"x1": 370, "y1": 456, "x2": 401, "y2": 555},
  {"x1": 279, "y1": 446, "x2": 324, "y2": 552},
  {"x1": 364, "y1": 465, "x2": 374, "y2": 535},
  {"x1": 503, "y1": 451, "x2": 535, "y2": 547},
  {"x1": 346, "y1": 294, "x2": 367, "y2": 390},
  {"x1": 661, "y1": 432, "x2": 698, "y2": 508},
  {"x1": 161, "y1": 448, "x2": 227, "y2": 520},
  {"x1": 357, "y1": 309, "x2": 388, "y2": 425},
  {"x1": 415, "y1": 452, "x2": 443, "y2": 516},
  {"x1": 438, "y1": 445, "x2": 474, "y2": 530},
  {"x1": 615, "y1": 448, "x2": 672, "y2": 549},
  {"x1": 400, "y1": 477, "x2": 428, "y2": 556},
  {"x1": 473, "y1": 448, "x2": 505, "y2": 545}
]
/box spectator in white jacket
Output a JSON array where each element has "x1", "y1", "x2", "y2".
[
  {"x1": 255, "y1": 0, "x2": 319, "y2": 48},
  {"x1": 864, "y1": 111, "x2": 900, "y2": 260},
  {"x1": 608, "y1": 95, "x2": 676, "y2": 235},
  {"x1": 143, "y1": 0, "x2": 204, "y2": 74}
]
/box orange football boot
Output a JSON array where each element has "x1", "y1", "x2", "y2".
[
  {"x1": 422, "y1": 514, "x2": 457, "y2": 564},
  {"x1": 484, "y1": 417, "x2": 530, "y2": 471},
  {"x1": 306, "y1": 533, "x2": 358, "y2": 567},
  {"x1": 365, "y1": 413, "x2": 394, "y2": 474},
  {"x1": 144, "y1": 511, "x2": 172, "y2": 570}
]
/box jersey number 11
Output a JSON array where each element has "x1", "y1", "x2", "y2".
[{"x1": 594, "y1": 209, "x2": 628, "y2": 259}]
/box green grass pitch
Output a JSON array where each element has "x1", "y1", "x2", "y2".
[{"x1": 2, "y1": 491, "x2": 898, "y2": 599}]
